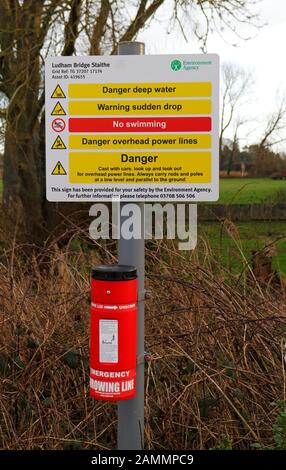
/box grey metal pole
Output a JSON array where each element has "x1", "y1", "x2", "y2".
[{"x1": 117, "y1": 41, "x2": 145, "y2": 450}]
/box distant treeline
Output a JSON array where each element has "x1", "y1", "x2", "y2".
[{"x1": 220, "y1": 142, "x2": 286, "y2": 177}]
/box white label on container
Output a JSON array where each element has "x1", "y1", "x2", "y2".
[{"x1": 99, "y1": 319, "x2": 118, "y2": 363}]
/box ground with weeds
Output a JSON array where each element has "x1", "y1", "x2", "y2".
[{"x1": 1, "y1": 227, "x2": 286, "y2": 450}]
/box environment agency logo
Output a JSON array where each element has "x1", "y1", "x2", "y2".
[{"x1": 171, "y1": 59, "x2": 182, "y2": 71}]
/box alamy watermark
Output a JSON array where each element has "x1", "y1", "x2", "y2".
[{"x1": 89, "y1": 201, "x2": 197, "y2": 251}]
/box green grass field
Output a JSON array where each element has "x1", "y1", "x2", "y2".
[
  {"x1": 0, "y1": 177, "x2": 285, "y2": 275},
  {"x1": 208, "y1": 180, "x2": 286, "y2": 277},
  {"x1": 216, "y1": 178, "x2": 286, "y2": 204},
  {"x1": 198, "y1": 221, "x2": 286, "y2": 277}
]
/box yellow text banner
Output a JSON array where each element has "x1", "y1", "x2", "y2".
[
  {"x1": 68, "y1": 82, "x2": 212, "y2": 99},
  {"x1": 69, "y1": 134, "x2": 211, "y2": 150},
  {"x1": 68, "y1": 99, "x2": 211, "y2": 116},
  {"x1": 69, "y1": 151, "x2": 211, "y2": 184}
]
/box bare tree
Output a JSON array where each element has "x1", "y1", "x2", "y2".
[
  {"x1": 0, "y1": 0, "x2": 263, "y2": 244},
  {"x1": 220, "y1": 62, "x2": 254, "y2": 158},
  {"x1": 258, "y1": 93, "x2": 286, "y2": 149},
  {"x1": 226, "y1": 117, "x2": 246, "y2": 175},
  {"x1": 249, "y1": 93, "x2": 286, "y2": 177}
]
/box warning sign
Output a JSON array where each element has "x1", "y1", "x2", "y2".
[
  {"x1": 69, "y1": 81, "x2": 211, "y2": 99},
  {"x1": 51, "y1": 101, "x2": 66, "y2": 115},
  {"x1": 52, "y1": 118, "x2": 66, "y2": 132},
  {"x1": 69, "y1": 151, "x2": 211, "y2": 184},
  {"x1": 51, "y1": 84, "x2": 66, "y2": 99},
  {"x1": 69, "y1": 133, "x2": 211, "y2": 150},
  {"x1": 68, "y1": 99, "x2": 211, "y2": 116},
  {"x1": 45, "y1": 54, "x2": 219, "y2": 202},
  {"x1": 51, "y1": 161, "x2": 67, "y2": 175},
  {"x1": 51, "y1": 135, "x2": 66, "y2": 149}
]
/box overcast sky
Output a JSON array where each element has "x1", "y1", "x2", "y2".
[{"x1": 138, "y1": 0, "x2": 286, "y2": 151}]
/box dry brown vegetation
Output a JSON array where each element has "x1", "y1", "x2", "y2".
[{"x1": 0, "y1": 220, "x2": 286, "y2": 450}]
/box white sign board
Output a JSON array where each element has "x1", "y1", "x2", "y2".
[{"x1": 45, "y1": 54, "x2": 219, "y2": 202}]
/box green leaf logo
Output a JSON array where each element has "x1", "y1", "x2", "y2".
[{"x1": 171, "y1": 59, "x2": 182, "y2": 71}]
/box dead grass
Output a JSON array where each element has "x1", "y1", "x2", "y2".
[{"x1": 0, "y1": 226, "x2": 286, "y2": 450}]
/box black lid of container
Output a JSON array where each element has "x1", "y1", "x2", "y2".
[{"x1": 91, "y1": 265, "x2": 137, "y2": 281}]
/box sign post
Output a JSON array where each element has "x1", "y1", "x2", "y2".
[
  {"x1": 117, "y1": 40, "x2": 146, "y2": 452},
  {"x1": 45, "y1": 46, "x2": 219, "y2": 450}
]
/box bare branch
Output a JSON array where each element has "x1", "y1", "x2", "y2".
[
  {"x1": 0, "y1": 0, "x2": 17, "y2": 84},
  {"x1": 38, "y1": 0, "x2": 63, "y2": 51},
  {"x1": 112, "y1": 0, "x2": 165, "y2": 54},
  {"x1": 90, "y1": 0, "x2": 110, "y2": 56},
  {"x1": 30, "y1": 90, "x2": 45, "y2": 131},
  {"x1": 62, "y1": 0, "x2": 82, "y2": 56},
  {"x1": 0, "y1": 107, "x2": 7, "y2": 118},
  {"x1": 174, "y1": 0, "x2": 264, "y2": 52},
  {"x1": 259, "y1": 96, "x2": 286, "y2": 149},
  {"x1": 220, "y1": 62, "x2": 254, "y2": 155}
]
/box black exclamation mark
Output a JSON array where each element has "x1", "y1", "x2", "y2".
[{"x1": 57, "y1": 163, "x2": 61, "y2": 174}]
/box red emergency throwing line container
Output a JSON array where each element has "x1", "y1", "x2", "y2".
[{"x1": 90, "y1": 265, "x2": 137, "y2": 401}]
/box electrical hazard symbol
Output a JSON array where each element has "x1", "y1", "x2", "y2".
[
  {"x1": 51, "y1": 135, "x2": 66, "y2": 149},
  {"x1": 51, "y1": 84, "x2": 66, "y2": 99},
  {"x1": 51, "y1": 161, "x2": 67, "y2": 175},
  {"x1": 51, "y1": 101, "x2": 66, "y2": 115}
]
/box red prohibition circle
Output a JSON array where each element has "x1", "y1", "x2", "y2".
[{"x1": 52, "y1": 118, "x2": 66, "y2": 132}]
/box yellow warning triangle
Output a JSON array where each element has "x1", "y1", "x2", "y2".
[
  {"x1": 51, "y1": 101, "x2": 66, "y2": 115},
  {"x1": 51, "y1": 84, "x2": 66, "y2": 99},
  {"x1": 51, "y1": 161, "x2": 67, "y2": 175},
  {"x1": 51, "y1": 135, "x2": 66, "y2": 149}
]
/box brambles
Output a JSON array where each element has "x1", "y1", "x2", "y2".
[{"x1": 0, "y1": 227, "x2": 286, "y2": 449}]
